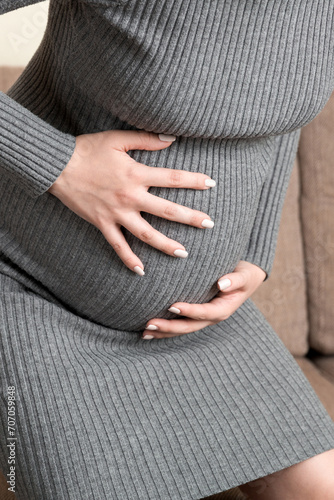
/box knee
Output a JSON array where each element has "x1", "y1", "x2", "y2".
[
  {"x1": 296, "y1": 449, "x2": 334, "y2": 500},
  {"x1": 309, "y1": 473, "x2": 334, "y2": 500},
  {"x1": 239, "y1": 476, "x2": 334, "y2": 500},
  {"x1": 238, "y1": 449, "x2": 334, "y2": 500}
]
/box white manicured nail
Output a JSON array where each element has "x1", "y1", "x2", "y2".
[
  {"x1": 146, "y1": 324, "x2": 158, "y2": 330},
  {"x1": 174, "y1": 249, "x2": 188, "y2": 258},
  {"x1": 133, "y1": 266, "x2": 145, "y2": 276},
  {"x1": 218, "y1": 278, "x2": 232, "y2": 291},
  {"x1": 168, "y1": 307, "x2": 181, "y2": 314},
  {"x1": 201, "y1": 219, "x2": 214, "y2": 228},
  {"x1": 205, "y1": 179, "x2": 216, "y2": 187},
  {"x1": 143, "y1": 334, "x2": 154, "y2": 340},
  {"x1": 159, "y1": 134, "x2": 176, "y2": 142}
]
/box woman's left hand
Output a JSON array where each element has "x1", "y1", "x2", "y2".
[{"x1": 142, "y1": 260, "x2": 267, "y2": 339}]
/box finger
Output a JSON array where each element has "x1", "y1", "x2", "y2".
[
  {"x1": 109, "y1": 129, "x2": 176, "y2": 153},
  {"x1": 217, "y1": 271, "x2": 247, "y2": 292},
  {"x1": 168, "y1": 302, "x2": 220, "y2": 321},
  {"x1": 98, "y1": 222, "x2": 145, "y2": 275},
  {"x1": 143, "y1": 318, "x2": 212, "y2": 338},
  {"x1": 121, "y1": 213, "x2": 190, "y2": 257},
  {"x1": 168, "y1": 292, "x2": 246, "y2": 320},
  {"x1": 143, "y1": 290, "x2": 249, "y2": 338},
  {"x1": 138, "y1": 165, "x2": 216, "y2": 190},
  {"x1": 142, "y1": 192, "x2": 214, "y2": 229}
]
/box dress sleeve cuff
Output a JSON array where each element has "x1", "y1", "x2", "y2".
[{"x1": 0, "y1": 92, "x2": 76, "y2": 198}]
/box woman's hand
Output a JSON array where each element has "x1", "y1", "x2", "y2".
[
  {"x1": 142, "y1": 260, "x2": 267, "y2": 339},
  {"x1": 48, "y1": 130, "x2": 216, "y2": 275}
]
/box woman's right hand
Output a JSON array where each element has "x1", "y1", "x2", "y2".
[{"x1": 47, "y1": 130, "x2": 216, "y2": 275}]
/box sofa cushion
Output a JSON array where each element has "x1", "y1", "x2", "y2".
[
  {"x1": 298, "y1": 90, "x2": 334, "y2": 354},
  {"x1": 251, "y1": 158, "x2": 309, "y2": 356},
  {"x1": 313, "y1": 356, "x2": 334, "y2": 385},
  {"x1": 295, "y1": 357, "x2": 334, "y2": 420},
  {"x1": 0, "y1": 469, "x2": 16, "y2": 500}
]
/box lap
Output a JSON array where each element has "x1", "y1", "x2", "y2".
[{"x1": 1, "y1": 273, "x2": 334, "y2": 500}]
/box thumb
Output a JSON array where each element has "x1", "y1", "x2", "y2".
[
  {"x1": 111, "y1": 130, "x2": 176, "y2": 153},
  {"x1": 217, "y1": 271, "x2": 246, "y2": 292}
]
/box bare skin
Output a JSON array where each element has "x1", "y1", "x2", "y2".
[{"x1": 238, "y1": 448, "x2": 334, "y2": 499}]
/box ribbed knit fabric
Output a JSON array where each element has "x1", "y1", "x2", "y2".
[{"x1": 1, "y1": 1, "x2": 334, "y2": 499}]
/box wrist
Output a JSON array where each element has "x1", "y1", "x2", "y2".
[{"x1": 47, "y1": 137, "x2": 81, "y2": 197}]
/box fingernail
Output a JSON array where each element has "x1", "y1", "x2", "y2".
[
  {"x1": 174, "y1": 249, "x2": 188, "y2": 258},
  {"x1": 146, "y1": 324, "x2": 158, "y2": 330},
  {"x1": 168, "y1": 306, "x2": 181, "y2": 314},
  {"x1": 205, "y1": 179, "x2": 216, "y2": 187},
  {"x1": 143, "y1": 334, "x2": 154, "y2": 340},
  {"x1": 218, "y1": 278, "x2": 232, "y2": 291},
  {"x1": 159, "y1": 134, "x2": 176, "y2": 142},
  {"x1": 201, "y1": 219, "x2": 214, "y2": 228},
  {"x1": 133, "y1": 266, "x2": 145, "y2": 276}
]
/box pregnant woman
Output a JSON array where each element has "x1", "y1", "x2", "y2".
[{"x1": 1, "y1": 0, "x2": 334, "y2": 498}]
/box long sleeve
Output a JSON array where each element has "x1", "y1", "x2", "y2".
[
  {"x1": 240, "y1": 129, "x2": 301, "y2": 282},
  {"x1": 0, "y1": 0, "x2": 42, "y2": 14},
  {"x1": 0, "y1": 1, "x2": 76, "y2": 198}
]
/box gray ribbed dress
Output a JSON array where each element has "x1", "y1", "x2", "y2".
[{"x1": 1, "y1": 0, "x2": 334, "y2": 498}]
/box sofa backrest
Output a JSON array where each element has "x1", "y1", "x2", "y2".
[{"x1": 298, "y1": 92, "x2": 334, "y2": 354}]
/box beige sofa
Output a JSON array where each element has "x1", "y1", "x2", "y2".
[{"x1": 1, "y1": 67, "x2": 333, "y2": 500}]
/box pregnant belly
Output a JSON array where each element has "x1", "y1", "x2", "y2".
[{"x1": 0, "y1": 136, "x2": 273, "y2": 331}]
